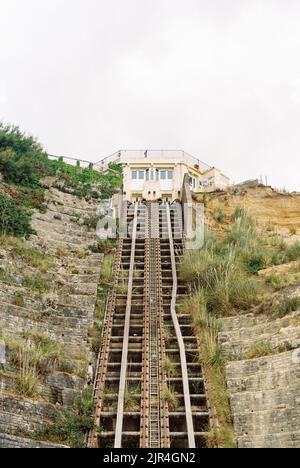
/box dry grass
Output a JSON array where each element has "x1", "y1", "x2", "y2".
[
  {"x1": 15, "y1": 347, "x2": 40, "y2": 398},
  {"x1": 56, "y1": 245, "x2": 68, "y2": 258},
  {"x1": 164, "y1": 356, "x2": 177, "y2": 377},
  {"x1": 100, "y1": 254, "x2": 114, "y2": 285},
  {"x1": 124, "y1": 385, "x2": 140, "y2": 411},
  {"x1": 245, "y1": 341, "x2": 274, "y2": 360},
  {"x1": 163, "y1": 386, "x2": 179, "y2": 411}
]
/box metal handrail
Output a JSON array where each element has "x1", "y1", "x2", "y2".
[
  {"x1": 48, "y1": 153, "x2": 93, "y2": 167},
  {"x1": 95, "y1": 150, "x2": 213, "y2": 173},
  {"x1": 47, "y1": 150, "x2": 213, "y2": 174}
]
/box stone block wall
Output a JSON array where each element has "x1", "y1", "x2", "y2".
[
  {"x1": 220, "y1": 311, "x2": 300, "y2": 448},
  {"x1": 0, "y1": 433, "x2": 67, "y2": 448},
  {"x1": 0, "y1": 188, "x2": 106, "y2": 444}
]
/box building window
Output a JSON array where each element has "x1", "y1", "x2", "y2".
[
  {"x1": 189, "y1": 176, "x2": 196, "y2": 189},
  {"x1": 132, "y1": 170, "x2": 145, "y2": 180},
  {"x1": 160, "y1": 169, "x2": 173, "y2": 180}
]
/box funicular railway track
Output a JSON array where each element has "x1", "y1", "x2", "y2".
[{"x1": 88, "y1": 201, "x2": 211, "y2": 449}]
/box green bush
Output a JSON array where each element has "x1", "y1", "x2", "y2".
[
  {"x1": 274, "y1": 297, "x2": 300, "y2": 318},
  {"x1": 245, "y1": 341, "x2": 274, "y2": 359},
  {"x1": 232, "y1": 206, "x2": 247, "y2": 221},
  {"x1": 83, "y1": 215, "x2": 99, "y2": 231},
  {"x1": 0, "y1": 123, "x2": 123, "y2": 199},
  {"x1": 18, "y1": 186, "x2": 46, "y2": 211},
  {"x1": 284, "y1": 241, "x2": 300, "y2": 262},
  {"x1": 23, "y1": 274, "x2": 50, "y2": 292},
  {"x1": 0, "y1": 195, "x2": 35, "y2": 238},
  {"x1": 241, "y1": 249, "x2": 269, "y2": 275},
  {"x1": 213, "y1": 208, "x2": 225, "y2": 224},
  {"x1": 35, "y1": 389, "x2": 94, "y2": 448},
  {"x1": 180, "y1": 212, "x2": 265, "y2": 316},
  {"x1": 0, "y1": 124, "x2": 48, "y2": 187}
]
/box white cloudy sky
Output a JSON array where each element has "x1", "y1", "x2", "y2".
[{"x1": 0, "y1": 0, "x2": 300, "y2": 190}]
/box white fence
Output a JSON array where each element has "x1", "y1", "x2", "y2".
[
  {"x1": 95, "y1": 150, "x2": 212, "y2": 172},
  {"x1": 48, "y1": 154, "x2": 93, "y2": 169},
  {"x1": 47, "y1": 150, "x2": 213, "y2": 174}
]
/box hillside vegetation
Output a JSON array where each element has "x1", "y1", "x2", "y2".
[
  {"x1": 0, "y1": 123, "x2": 122, "y2": 238},
  {"x1": 0, "y1": 123, "x2": 122, "y2": 197},
  {"x1": 182, "y1": 191, "x2": 300, "y2": 448},
  {"x1": 0, "y1": 123, "x2": 122, "y2": 448}
]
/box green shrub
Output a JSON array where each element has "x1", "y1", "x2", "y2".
[
  {"x1": 2, "y1": 237, "x2": 54, "y2": 270},
  {"x1": 18, "y1": 186, "x2": 46, "y2": 211},
  {"x1": 0, "y1": 123, "x2": 123, "y2": 199},
  {"x1": 3, "y1": 333, "x2": 64, "y2": 398},
  {"x1": 265, "y1": 273, "x2": 290, "y2": 291},
  {"x1": 226, "y1": 214, "x2": 256, "y2": 247},
  {"x1": 89, "y1": 239, "x2": 115, "y2": 254},
  {"x1": 163, "y1": 386, "x2": 179, "y2": 411},
  {"x1": 284, "y1": 241, "x2": 300, "y2": 262},
  {"x1": 240, "y1": 249, "x2": 269, "y2": 275},
  {"x1": 274, "y1": 297, "x2": 300, "y2": 318},
  {"x1": 83, "y1": 216, "x2": 99, "y2": 231},
  {"x1": 15, "y1": 350, "x2": 40, "y2": 398},
  {"x1": 0, "y1": 195, "x2": 35, "y2": 238},
  {"x1": 266, "y1": 221, "x2": 276, "y2": 233},
  {"x1": 6, "y1": 332, "x2": 64, "y2": 376},
  {"x1": 228, "y1": 278, "x2": 261, "y2": 310},
  {"x1": 14, "y1": 291, "x2": 25, "y2": 308},
  {"x1": 23, "y1": 274, "x2": 50, "y2": 292},
  {"x1": 124, "y1": 385, "x2": 140, "y2": 411},
  {"x1": 34, "y1": 389, "x2": 94, "y2": 448},
  {"x1": 232, "y1": 206, "x2": 247, "y2": 221},
  {"x1": 213, "y1": 208, "x2": 225, "y2": 224},
  {"x1": 245, "y1": 341, "x2": 274, "y2": 359},
  {"x1": 0, "y1": 124, "x2": 48, "y2": 187}
]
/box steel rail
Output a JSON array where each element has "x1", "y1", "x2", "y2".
[
  {"x1": 156, "y1": 221, "x2": 171, "y2": 448},
  {"x1": 88, "y1": 239, "x2": 123, "y2": 448},
  {"x1": 165, "y1": 203, "x2": 196, "y2": 448},
  {"x1": 140, "y1": 204, "x2": 150, "y2": 448},
  {"x1": 114, "y1": 202, "x2": 139, "y2": 448},
  {"x1": 148, "y1": 203, "x2": 161, "y2": 447}
]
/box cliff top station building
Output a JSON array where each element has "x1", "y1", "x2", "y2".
[{"x1": 98, "y1": 150, "x2": 230, "y2": 202}]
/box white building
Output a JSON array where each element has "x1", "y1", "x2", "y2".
[{"x1": 96, "y1": 150, "x2": 230, "y2": 202}]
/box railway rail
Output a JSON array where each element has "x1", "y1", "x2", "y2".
[{"x1": 88, "y1": 200, "x2": 211, "y2": 449}]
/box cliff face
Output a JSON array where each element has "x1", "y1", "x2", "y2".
[
  {"x1": 0, "y1": 186, "x2": 103, "y2": 447},
  {"x1": 200, "y1": 185, "x2": 300, "y2": 239},
  {"x1": 200, "y1": 186, "x2": 300, "y2": 448}
]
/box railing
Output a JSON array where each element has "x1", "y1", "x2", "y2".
[
  {"x1": 47, "y1": 150, "x2": 213, "y2": 175},
  {"x1": 95, "y1": 150, "x2": 212, "y2": 173},
  {"x1": 48, "y1": 154, "x2": 93, "y2": 169}
]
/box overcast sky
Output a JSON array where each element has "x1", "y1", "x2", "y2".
[{"x1": 0, "y1": 0, "x2": 300, "y2": 190}]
